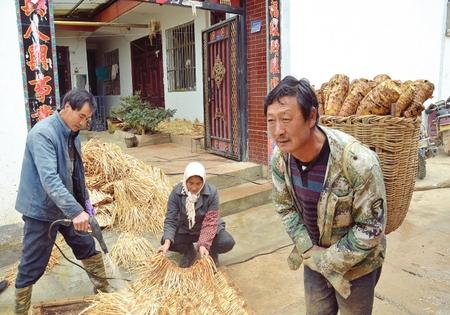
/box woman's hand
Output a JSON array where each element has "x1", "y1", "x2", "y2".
[
  {"x1": 158, "y1": 239, "x2": 171, "y2": 254},
  {"x1": 198, "y1": 245, "x2": 209, "y2": 257}
]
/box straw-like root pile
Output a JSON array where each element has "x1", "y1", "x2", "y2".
[
  {"x1": 156, "y1": 118, "x2": 204, "y2": 136},
  {"x1": 82, "y1": 254, "x2": 250, "y2": 315},
  {"x1": 110, "y1": 232, "x2": 155, "y2": 272},
  {"x1": 82, "y1": 140, "x2": 171, "y2": 235},
  {"x1": 80, "y1": 287, "x2": 137, "y2": 315}
]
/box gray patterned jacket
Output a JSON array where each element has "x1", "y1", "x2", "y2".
[{"x1": 271, "y1": 126, "x2": 386, "y2": 297}]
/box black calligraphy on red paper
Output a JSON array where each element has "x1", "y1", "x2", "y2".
[
  {"x1": 18, "y1": 0, "x2": 57, "y2": 128},
  {"x1": 267, "y1": 0, "x2": 281, "y2": 162},
  {"x1": 268, "y1": 0, "x2": 280, "y2": 89}
]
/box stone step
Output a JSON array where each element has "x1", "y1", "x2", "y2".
[
  {"x1": 167, "y1": 162, "x2": 265, "y2": 190},
  {"x1": 219, "y1": 179, "x2": 272, "y2": 217},
  {"x1": 219, "y1": 203, "x2": 292, "y2": 266},
  {"x1": 207, "y1": 162, "x2": 264, "y2": 190}
]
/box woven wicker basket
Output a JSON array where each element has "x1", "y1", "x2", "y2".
[{"x1": 320, "y1": 115, "x2": 421, "y2": 234}]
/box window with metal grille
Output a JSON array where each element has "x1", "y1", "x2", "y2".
[
  {"x1": 104, "y1": 49, "x2": 120, "y2": 95},
  {"x1": 166, "y1": 21, "x2": 196, "y2": 91}
]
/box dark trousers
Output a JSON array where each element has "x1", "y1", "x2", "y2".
[
  {"x1": 304, "y1": 266, "x2": 382, "y2": 315},
  {"x1": 15, "y1": 216, "x2": 98, "y2": 288},
  {"x1": 163, "y1": 229, "x2": 235, "y2": 254}
]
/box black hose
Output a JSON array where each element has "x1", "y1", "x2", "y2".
[
  {"x1": 224, "y1": 243, "x2": 293, "y2": 267},
  {"x1": 48, "y1": 220, "x2": 131, "y2": 282}
]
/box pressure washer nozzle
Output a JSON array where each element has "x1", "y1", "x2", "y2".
[{"x1": 88, "y1": 216, "x2": 109, "y2": 254}]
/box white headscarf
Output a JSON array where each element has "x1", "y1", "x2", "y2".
[{"x1": 181, "y1": 162, "x2": 206, "y2": 229}]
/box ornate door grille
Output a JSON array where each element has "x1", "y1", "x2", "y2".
[{"x1": 203, "y1": 17, "x2": 241, "y2": 160}]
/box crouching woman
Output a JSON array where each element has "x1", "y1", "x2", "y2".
[{"x1": 158, "y1": 162, "x2": 235, "y2": 267}]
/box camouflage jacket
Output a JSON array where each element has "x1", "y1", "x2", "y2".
[{"x1": 271, "y1": 126, "x2": 386, "y2": 297}]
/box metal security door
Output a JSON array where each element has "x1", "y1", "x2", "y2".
[{"x1": 203, "y1": 17, "x2": 242, "y2": 160}]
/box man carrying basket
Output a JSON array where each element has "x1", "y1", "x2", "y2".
[{"x1": 265, "y1": 75, "x2": 387, "y2": 315}]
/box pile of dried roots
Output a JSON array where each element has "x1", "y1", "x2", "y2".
[
  {"x1": 156, "y1": 118, "x2": 204, "y2": 136},
  {"x1": 82, "y1": 140, "x2": 171, "y2": 235},
  {"x1": 110, "y1": 232, "x2": 154, "y2": 272},
  {"x1": 81, "y1": 254, "x2": 250, "y2": 315}
]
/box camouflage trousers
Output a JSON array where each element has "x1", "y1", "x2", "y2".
[{"x1": 304, "y1": 266, "x2": 382, "y2": 315}]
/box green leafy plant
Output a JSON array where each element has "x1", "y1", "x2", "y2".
[{"x1": 112, "y1": 93, "x2": 176, "y2": 135}]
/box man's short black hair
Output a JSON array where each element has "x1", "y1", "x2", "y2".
[
  {"x1": 264, "y1": 75, "x2": 319, "y2": 124},
  {"x1": 62, "y1": 89, "x2": 96, "y2": 112}
]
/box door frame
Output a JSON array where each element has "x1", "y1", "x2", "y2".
[
  {"x1": 56, "y1": 46, "x2": 72, "y2": 101},
  {"x1": 202, "y1": 16, "x2": 247, "y2": 161},
  {"x1": 130, "y1": 34, "x2": 164, "y2": 107}
]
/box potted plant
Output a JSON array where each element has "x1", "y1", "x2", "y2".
[{"x1": 112, "y1": 93, "x2": 176, "y2": 146}]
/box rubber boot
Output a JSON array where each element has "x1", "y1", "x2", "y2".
[
  {"x1": 81, "y1": 253, "x2": 114, "y2": 293},
  {"x1": 179, "y1": 244, "x2": 196, "y2": 268},
  {"x1": 15, "y1": 285, "x2": 32, "y2": 315}
]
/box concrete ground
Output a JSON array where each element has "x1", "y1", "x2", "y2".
[{"x1": 1, "y1": 135, "x2": 450, "y2": 314}]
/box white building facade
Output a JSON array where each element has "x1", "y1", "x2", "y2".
[{"x1": 281, "y1": 0, "x2": 450, "y2": 101}]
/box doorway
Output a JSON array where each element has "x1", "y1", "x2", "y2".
[
  {"x1": 130, "y1": 34, "x2": 164, "y2": 107},
  {"x1": 202, "y1": 17, "x2": 246, "y2": 160}
]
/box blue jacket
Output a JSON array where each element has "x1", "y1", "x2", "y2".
[{"x1": 15, "y1": 112, "x2": 88, "y2": 222}]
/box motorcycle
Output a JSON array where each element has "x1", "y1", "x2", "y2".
[
  {"x1": 417, "y1": 124, "x2": 437, "y2": 179},
  {"x1": 425, "y1": 97, "x2": 450, "y2": 155}
]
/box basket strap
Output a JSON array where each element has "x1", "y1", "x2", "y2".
[{"x1": 342, "y1": 140, "x2": 357, "y2": 184}]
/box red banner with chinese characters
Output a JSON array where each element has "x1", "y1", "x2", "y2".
[
  {"x1": 267, "y1": 0, "x2": 281, "y2": 162},
  {"x1": 18, "y1": 0, "x2": 58, "y2": 128}
]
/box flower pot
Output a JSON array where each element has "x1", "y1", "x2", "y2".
[{"x1": 124, "y1": 135, "x2": 137, "y2": 148}]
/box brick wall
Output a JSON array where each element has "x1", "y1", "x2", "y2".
[{"x1": 246, "y1": 0, "x2": 268, "y2": 165}]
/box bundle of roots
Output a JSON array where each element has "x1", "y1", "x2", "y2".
[
  {"x1": 110, "y1": 232, "x2": 155, "y2": 272},
  {"x1": 156, "y1": 118, "x2": 204, "y2": 136},
  {"x1": 82, "y1": 254, "x2": 250, "y2": 315},
  {"x1": 82, "y1": 140, "x2": 171, "y2": 234}
]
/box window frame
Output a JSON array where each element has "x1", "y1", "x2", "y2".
[{"x1": 165, "y1": 21, "x2": 196, "y2": 92}]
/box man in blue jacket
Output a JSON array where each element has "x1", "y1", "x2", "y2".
[{"x1": 14, "y1": 89, "x2": 112, "y2": 314}]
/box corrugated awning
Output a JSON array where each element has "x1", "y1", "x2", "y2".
[{"x1": 53, "y1": 0, "x2": 117, "y2": 20}]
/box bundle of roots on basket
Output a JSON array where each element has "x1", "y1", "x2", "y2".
[
  {"x1": 82, "y1": 139, "x2": 171, "y2": 235},
  {"x1": 110, "y1": 232, "x2": 154, "y2": 272},
  {"x1": 324, "y1": 74, "x2": 349, "y2": 116},
  {"x1": 318, "y1": 74, "x2": 434, "y2": 118}
]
